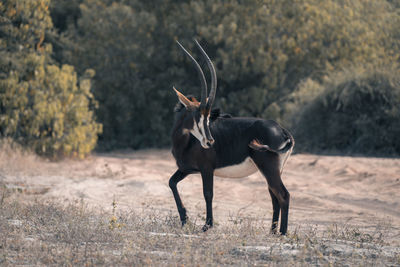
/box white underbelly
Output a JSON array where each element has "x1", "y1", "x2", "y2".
[{"x1": 214, "y1": 157, "x2": 258, "y2": 178}]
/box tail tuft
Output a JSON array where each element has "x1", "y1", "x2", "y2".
[
  {"x1": 249, "y1": 138, "x2": 293, "y2": 154},
  {"x1": 249, "y1": 130, "x2": 295, "y2": 174}
]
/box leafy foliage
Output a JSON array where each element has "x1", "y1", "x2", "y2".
[
  {"x1": 293, "y1": 65, "x2": 400, "y2": 155},
  {"x1": 58, "y1": 0, "x2": 400, "y2": 153},
  {"x1": 61, "y1": 0, "x2": 170, "y2": 149},
  {"x1": 0, "y1": 0, "x2": 101, "y2": 158},
  {"x1": 1, "y1": 0, "x2": 400, "y2": 155}
]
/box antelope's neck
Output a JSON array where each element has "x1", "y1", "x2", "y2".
[{"x1": 171, "y1": 117, "x2": 191, "y2": 160}]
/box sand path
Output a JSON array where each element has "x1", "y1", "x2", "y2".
[{"x1": 2, "y1": 150, "x2": 400, "y2": 234}]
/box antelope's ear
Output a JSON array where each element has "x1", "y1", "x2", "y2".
[
  {"x1": 187, "y1": 96, "x2": 200, "y2": 104},
  {"x1": 173, "y1": 87, "x2": 195, "y2": 109}
]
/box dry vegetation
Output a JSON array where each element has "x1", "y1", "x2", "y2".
[
  {"x1": 1, "y1": 142, "x2": 400, "y2": 266},
  {"x1": 1, "y1": 194, "x2": 399, "y2": 266}
]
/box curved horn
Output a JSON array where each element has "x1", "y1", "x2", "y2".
[
  {"x1": 194, "y1": 39, "x2": 217, "y2": 110},
  {"x1": 176, "y1": 40, "x2": 207, "y2": 108}
]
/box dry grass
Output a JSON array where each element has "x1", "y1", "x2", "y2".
[
  {"x1": 1, "y1": 187, "x2": 399, "y2": 266},
  {"x1": 0, "y1": 138, "x2": 40, "y2": 176},
  {"x1": 1, "y1": 141, "x2": 399, "y2": 266}
]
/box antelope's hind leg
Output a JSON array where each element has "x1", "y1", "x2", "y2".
[
  {"x1": 251, "y1": 151, "x2": 290, "y2": 235},
  {"x1": 169, "y1": 170, "x2": 189, "y2": 226},
  {"x1": 269, "y1": 188, "x2": 280, "y2": 234}
]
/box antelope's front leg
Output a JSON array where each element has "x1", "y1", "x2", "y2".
[
  {"x1": 201, "y1": 169, "x2": 214, "y2": 232},
  {"x1": 169, "y1": 170, "x2": 189, "y2": 226}
]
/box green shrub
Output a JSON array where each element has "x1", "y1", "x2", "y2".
[
  {"x1": 293, "y1": 66, "x2": 400, "y2": 155},
  {"x1": 2, "y1": 0, "x2": 400, "y2": 154},
  {"x1": 0, "y1": 0, "x2": 102, "y2": 158},
  {"x1": 0, "y1": 54, "x2": 101, "y2": 158},
  {"x1": 59, "y1": 0, "x2": 400, "y2": 149}
]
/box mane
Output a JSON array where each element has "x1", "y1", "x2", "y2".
[{"x1": 210, "y1": 108, "x2": 232, "y2": 121}]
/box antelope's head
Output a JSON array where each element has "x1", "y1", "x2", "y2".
[{"x1": 174, "y1": 39, "x2": 217, "y2": 149}]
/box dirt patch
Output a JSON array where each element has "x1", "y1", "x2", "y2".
[
  {"x1": 0, "y1": 199, "x2": 399, "y2": 266},
  {"x1": 1, "y1": 149, "x2": 399, "y2": 265},
  {"x1": 2, "y1": 150, "x2": 399, "y2": 231}
]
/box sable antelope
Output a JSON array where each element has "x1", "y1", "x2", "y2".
[{"x1": 170, "y1": 39, "x2": 294, "y2": 235}]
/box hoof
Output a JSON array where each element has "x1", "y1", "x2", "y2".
[
  {"x1": 202, "y1": 224, "x2": 212, "y2": 232},
  {"x1": 181, "y1": 217, "x2": 188, "y2": 227},
  {"x1": 270, "y1": 222, "x2": 278, "y2": 234}
]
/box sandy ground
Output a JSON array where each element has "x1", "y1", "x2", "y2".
[{"x1": 1, "y1": 149, "x2": 400, "y2": 236}]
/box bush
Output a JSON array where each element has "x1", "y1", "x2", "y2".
[
  {"x1": 61, "y1": 0, "x2": 171, "y2": 149},
  {"x1": 59, "y1": 0, "x2": 400, "y2": 150},
  {"x1": 0, "y1": 55, "x2": 102, "y2": 158},
  {"x1": 293, "y1": 66, "x2": 400, "y2": 155},
  {"x1": 0, "y1": 0, "x2": 102, "y2": 158},
  {"x1": 2, "y1": 0, "x2": 400, "y2": 154}
]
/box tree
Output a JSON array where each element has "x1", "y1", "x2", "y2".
[
  {"x1": 0, "y1": 0, "x2": 101, "y2": 158},
  {"x1": 57, "y1": 0, "x2": 400, "y2": 154},
  {"x1": 293, "y1": 65, "x2": 400, "y2": 155}
]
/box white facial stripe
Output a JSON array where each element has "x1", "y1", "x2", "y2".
[
  {"x1": 198, "y1": 115, "x2": 206, "y2": 137},
  {"x1": 190, "y1": 119, "x2": 203, "y2": 142},
  {"x1": 189, "y1": 114, "x2": 213, "y2": 149},
  {"x1": 190, "y1": 117, "x2": 211, "y2": 149}
]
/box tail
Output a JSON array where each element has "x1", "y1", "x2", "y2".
[
  {"x1": 249, "y1": 128, "x2": 294, "y2": 174},
  {"x1": 249, "y1": 128, "x2": 294, "y2": 154}
]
